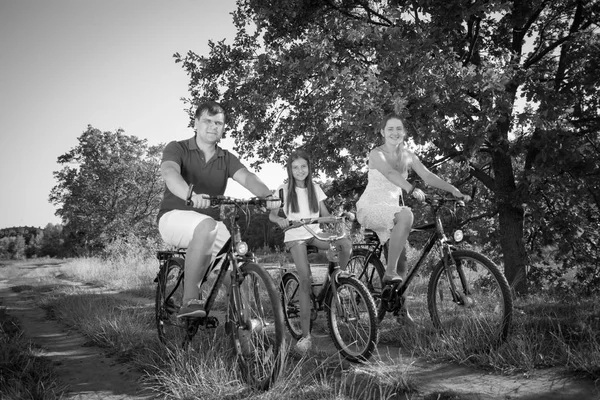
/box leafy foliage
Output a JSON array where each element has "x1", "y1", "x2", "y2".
[
  {"x1": 49, "y1": 126, "x2": 164, "y2": 255},
  {"x1": 175, "y1": 0, "x2": 600, "y2": 294}
]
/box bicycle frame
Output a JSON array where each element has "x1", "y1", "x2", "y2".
[
  {"x1": 284, "y1": 216, "x2": 352, "y2": 316},
  {"x1": 358, "y1": 197, "x2": 467, "y2": 302},
  {"x1": 165, "y1": 198, "x2": 269, "y2": 335}
]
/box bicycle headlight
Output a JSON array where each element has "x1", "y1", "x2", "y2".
[
  {"x1": 235, "y1": 241, "x2": 249, "y2": 255},
  {"x1": 453, "y1": 230, "x2": 464, "y2": 242}
]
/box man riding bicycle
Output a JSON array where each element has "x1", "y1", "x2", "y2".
[{"x1": 157, "y1": 100, "x2": 278, "y2": 318}]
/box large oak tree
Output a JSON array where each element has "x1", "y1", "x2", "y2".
[{"x1": 176, "y1": 0, "x2": 599, "y2": 294}]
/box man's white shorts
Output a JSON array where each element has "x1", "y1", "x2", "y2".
[{"x1": 158, "y1": 210, "x2": 230, "y2": 260}]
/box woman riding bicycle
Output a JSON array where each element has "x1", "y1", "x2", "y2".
[
  {"x1": 270, "y1": 149, "x2": 352, "y2": 354},
  {"x1": 356, "y1": 113, "x2": 471, "y2": 321}
]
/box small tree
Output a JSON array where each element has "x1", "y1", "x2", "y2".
[{"x1": 50, "y1": 126, "x2": 164, "y2": 254}]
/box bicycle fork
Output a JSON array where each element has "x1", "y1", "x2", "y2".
[
  {"x1": 441, "y1": 245, "x2": 474, "y2": 307},
  {"x1": 329, "y1": 266, "x2": 359, "y2": 322}
]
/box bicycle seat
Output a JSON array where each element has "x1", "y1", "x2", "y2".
[
  {"x1": 363, "y1": 229, "x2": 380, "y2": 244},
  {"x1": 156, "y1": 250, "x2": 186, "y2": 260}
]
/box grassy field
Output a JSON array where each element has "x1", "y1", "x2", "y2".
[{"x1": 1, "y1": 251, "x2": 599, "y2": 399}]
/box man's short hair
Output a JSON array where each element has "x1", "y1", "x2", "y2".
[{"x1": 195, "y1": 101, "x2": 226, "y2": 124}]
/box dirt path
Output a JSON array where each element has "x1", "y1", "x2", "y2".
[
  {"x1": 1, "y1": 261, "x2": 599, "y2": 400},
  {"x1": 0, "y1": 262, "x2": 155, "y2": 400}
]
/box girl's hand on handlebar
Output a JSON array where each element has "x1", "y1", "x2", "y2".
[
  {"x1": 411, "y1": 188, "x2": 426, "y2": 202},
  {"x1": 190, "y1": 194, "x2": 211, "y2": 209},
  {"x1": 275, "y1": 217, "x2": 289, "y2": 229}
]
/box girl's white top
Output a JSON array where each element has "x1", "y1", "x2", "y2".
[{"x1": 277, "y1": 183, "x2": 327, "y2": 242}]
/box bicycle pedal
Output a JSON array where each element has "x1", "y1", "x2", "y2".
[
  {"x1": 165, "y1": 299, "x2": 178, "y2": 314},
  {"x1": 204, "y1": 316, "x2": 219, "y2": 329}
]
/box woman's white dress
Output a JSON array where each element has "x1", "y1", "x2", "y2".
[{"x1": 356, "y1": 168, "x2": 408, "y2": 244}]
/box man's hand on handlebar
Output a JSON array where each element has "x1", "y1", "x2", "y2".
[
  {"x1": 189, "y1": 193, "x2": 211, "y2": 209},
  {"x1": 264, "y1": 196, "x2": 282, "y2": 210}
]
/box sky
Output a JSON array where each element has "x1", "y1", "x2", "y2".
[{"x1": 0, "y1": 0, "x2": 286, "y2": 229}]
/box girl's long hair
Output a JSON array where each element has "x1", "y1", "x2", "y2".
[{"x1": 286, "y1": 149, "x2": 319, "y2": 214}]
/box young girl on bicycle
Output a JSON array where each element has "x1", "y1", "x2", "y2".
[{"x1": 270, "y1": 149, "x2": 352, "y2": 354}]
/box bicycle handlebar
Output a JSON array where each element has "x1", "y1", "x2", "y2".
[
  {"x1": 185, "y1": 184, "x2": 281, "y2": 208},
  {"x1": 187, "y1": 195, "x2": 279, "y2": 208},
  {"x1": 423, "y1": 194, "x2": 467, "y2": 207},
  {"x1": 281, "y1": 213, "x2": 354, "y2": 234}
]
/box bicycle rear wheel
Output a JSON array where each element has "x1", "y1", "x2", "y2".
[
  {"x1": 327, "y1": 276, "x2": 379, "y2": 362},
  {"x1": 428, "y1": 250, "x2": 513, "y2": 342},
  {"x1": 229, "y1": 262, "x2": 285, "y2": 390},
  {"x1": 155, "y1": 257, "x2": 189, "y2": 348},
  {"x1": 347, "y1": 248, "x2": 384, "y2": 311}
]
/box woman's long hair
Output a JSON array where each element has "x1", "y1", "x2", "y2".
[{"x1": 286, "y1": 149, "x2": 319, "y2": 214}]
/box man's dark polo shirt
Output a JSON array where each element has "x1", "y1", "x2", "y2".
[{"x1": 157, "y1": 137, "x2": 245, "y2": 222}]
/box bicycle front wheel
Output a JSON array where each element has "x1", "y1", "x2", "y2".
[
  {"x1": 327, "y1": 276, "x2": 379, "y2": 362},
  {"x1": 155, "y1": 257, "x2": 188, "y2": 348},
  {"x1": 230, "y1": 262, "x2": 285, "y2": 390},
  {"x1": 347, "y1": 248, "x2": 385, "y2": 311},
  {"x1": 428, "y1": 250, "x2": 513, "y2": 342}
]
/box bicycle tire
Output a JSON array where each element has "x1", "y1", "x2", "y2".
[
  {"x1": 280, "y1": 271, "x2": 313, "y2": 340},
  {"x1": 347, "y1": 248, "x2": 385, "y2": 317},
  {"x1": 326, "y1": 275, "x2": 379, "y2": 362},
  {"x1": 155, "y1": 257, "x2": 189, "y2": 348},
  {"x1": 427, "y1": 250, "x2": 513, "y2": 342},
  {"x1": 229, "y1": 262, "x2": 286, "y2": 390}
]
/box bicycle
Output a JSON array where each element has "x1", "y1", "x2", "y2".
[
  {"x1": 154, "y1": 192, "x2": 286, "y2": 390},
  {"x1": 279, "y1": 215, "x2": 379, "y2": 362},
  {"x1": 347, "y1": 191, "x2": 513, "y2": 342}
]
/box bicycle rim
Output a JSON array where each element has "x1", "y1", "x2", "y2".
[
  {"x1": 327, "y1": 276, "x2": 379, "y2": 362},
  {"x1": 231, "y1": 262, "x2": 285, "y2": 390},
  {"x1": 428, "y1": 250, "x2": 513, "y2": 342},
  {"x1": 347, "y1": 249, "x2": 384, "y2": 311},
  {"x1": 281, "y1": 272, "x2": 304, "y2": 340},
  {"x1": 155, "y1": 259, "x2": 188, "y2": 349}
]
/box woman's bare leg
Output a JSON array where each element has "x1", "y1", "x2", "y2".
[{"x1": 384, "y1": 208, "x2": 413, "y2": 282}]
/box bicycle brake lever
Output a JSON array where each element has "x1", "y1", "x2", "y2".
[{"x1": 185, "y1": 184, "x2": 194, "y2": 206}]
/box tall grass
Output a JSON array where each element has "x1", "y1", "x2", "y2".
[{"x1": 12, "y1": 238, "x2": 600, "y2": 399}]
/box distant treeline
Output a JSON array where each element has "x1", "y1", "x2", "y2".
[{"x1": 0, "y1": 224, "x2": 65, "y2": 259}]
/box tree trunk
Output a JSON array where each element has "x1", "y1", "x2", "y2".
[{"x1": 492, "y1": 134, "x2": 529, "y2": 295}]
